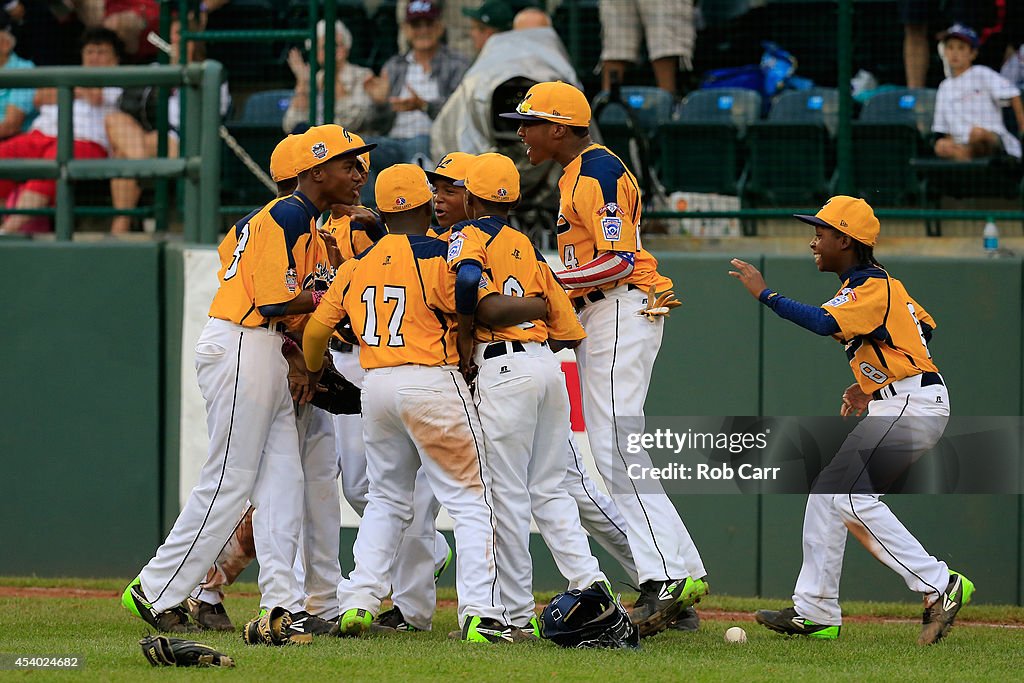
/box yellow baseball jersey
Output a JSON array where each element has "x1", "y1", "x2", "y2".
[
  {"x1": 821, "y1": 266, "x2": 939, "y2": 394},
  {"x1": 557, "y1": 144, "x2": 672, "y2": 298},
  {"x1": 446, "y1": 216, "x2": 585, "y2": 344},
  {"x1": 311, "y1": 233, "x2": 498, "y2": 369},
  {"x1": 324, "y1": 211, "x2": 383, "y2": 261},
  {"x1": 209, "y1": 192, "x2": 330, "y2": 328}
]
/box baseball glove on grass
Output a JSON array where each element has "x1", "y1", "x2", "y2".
[
  {"x1": 242, "y1": 606, "x2": 311, "y2": 646},
  {"x1": 310, "y1": 364, "x2": 361, "y2": 415},
  {"x1": 139, "y1": 634, "x2": 234, "y2": 667}
]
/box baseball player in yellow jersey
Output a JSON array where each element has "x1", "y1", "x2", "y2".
[
  {"x1": 502, "y1": 81, "x2": 708, "y2": 637},
  {"x1": 319, "y1": 143, "x2": 457, "y2": 634},
  {"x1": 729, "y1": 196, "x2": 973, "y2": 645},
  {"x1": 121, "y1": 125, "x2": 374, "y2": 633},
  {"x1": 302, "y1": 164, "x2": 548, "y2": 643},
  {"x1": 445, "y1": 152, "x2": 616, "y2": 635},
  {"x1": 428, "y1": 150, "x2": 644, "y2": 604}
]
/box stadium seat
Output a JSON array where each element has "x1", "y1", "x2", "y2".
[
  {"x1": 741, "y1": 88, "x2": 837, "y2": 208},
  {"x1": 594, "y1": 86, "x2": 674, "y2": 168},
  {"x1": 239, "y1": 89, "x2": 294, "y2": 126},
  {"x1": 851, "y1": 89, "x2": 936, "y2": 206},
  {"x1": 658, "y1": 88, "x2": 762, "y2": 195},
  {"x1": 204, "y1": 0, "x2": 281, "y2": 83},
  {"x1": 220, "y1": 122, "x2": 281, "y2": 207},
  {"x1": 552, "y1": 0, "x2": 601, "y2": 93}
]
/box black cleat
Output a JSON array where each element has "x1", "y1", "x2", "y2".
[
  {"x1": 755, "y1": 606, "x2": 840, "y2": 639},
  {"x1": 918, "y1": 571, "x2": 975, "y2": 645},
  {"x1": 630, "y1": 576, "x2": 709, "y2": 638},
  {"x1": 287, "y1": 610, "x2": 336, "y2": 637},
  {"x1": 121, "y1": 577, "x2": 200, "y2": 633},
  {"x1": 371, "y1": 606, "x2": 421, "y2": 633},
  {"x1": 187, "y1": 598, "x2": 234, "y2": 632},
  {"x1": 667, "y1": 606, "x2": 701, "y2": 632}
]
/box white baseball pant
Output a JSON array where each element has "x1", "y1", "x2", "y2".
[
  {"x1": 293, "y1": 402, "x2": 342, "y2": 618},
  {"x1": 140, "y1": 318, "x2": 302, "y2": 613},
  {"x1": 338, "y1": 365, "x2": 506, "y2": 626},
  {"x1": 563, "y1": 433, "x2": 639, "y2": 584},
  {"x1": 794, "y1": 377, "x2": 951, "y2": 626},
  {"x1": 331, "y1": 346, "x2": 451, "y2": 630},
  {"x1": 576, "y1": 285, "x2": 706, "y2": 584},
  {"x1": 474, "y1": 341, "x2": 607, "y2": 627}
]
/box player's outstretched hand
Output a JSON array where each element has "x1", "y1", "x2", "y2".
[
  {"x1": 335, "y1": 205, "x2": 380, "y2": 227},
  {"x1": 841, "y1": 383, "x2": 871, "y2": 418},
  {"x1": 729, "y1": 258, "x2": 769, "y2": 299}
]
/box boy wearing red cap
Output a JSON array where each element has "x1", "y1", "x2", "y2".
[
  {"x1": 729, "y1": 196, "x2": 973, "y2": 645},
  {"x1": 503, "y1": 81, "x2": 708, "y2": 638}
]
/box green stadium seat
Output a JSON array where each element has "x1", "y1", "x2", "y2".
[
  {"x1": 594, "y1": 86, "x2": 674, "y2": 170},
  {"x1": 220, "y1": 122, "x2": 281, "y2": 207},
  {"x1": 741, "y1": 88, "x2": 837, "y2": 208},
  {"x1": 851, "y1": 89, "x2": 936, "y2": 206},
  {"x1": 240, "y1": 89, "x2": 294, "y2": 125},
  {"x1": 658, "y1": 89, "x2": 762, "y2": 195},
  {"x1": 205, "y1": 0, "x2": 282, "y2": 83},
  {"x1": 552, "y1": 0, "x2": 601, "y2": 92}
]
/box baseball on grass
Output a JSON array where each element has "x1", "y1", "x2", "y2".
[{"x1": 724, "y1": 626, "x2": 747, "y2": 643}]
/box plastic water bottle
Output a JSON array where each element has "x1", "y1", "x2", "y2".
[{"x1": 983, "y1": 219, "x2": 1000, "y2": 253}]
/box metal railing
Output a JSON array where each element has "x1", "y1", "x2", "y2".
[{"x1": 0, "y1": 61, "x2": 223, "y2": 241}]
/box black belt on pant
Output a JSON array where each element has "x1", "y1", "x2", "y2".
[
  {"x1": 330, "y1": 338, "x2": 355, "y2": 353},
  {"x1": 573, "y1": 283, "x2": 639, "y2": 313},
  {"x1": 258, "y1": 321, "x2": 288, "y2": 333},
  {"x1": 482, "y1": 340, "x2": 525, "y2": 360},
  {"x1": 872, "y1": 371, "x2": 943, "y2": 400}
]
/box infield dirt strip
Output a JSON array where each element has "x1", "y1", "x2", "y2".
[{"x1": 1, "y1": 585, "x2": 1019, "y2": 629}]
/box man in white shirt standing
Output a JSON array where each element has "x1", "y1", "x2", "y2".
[
  {"x1": 0, "y1": 27, "x2": 123, "y2": 234},
  {"x1": 933, "y1": 23, "x2": 1024, "y2": 161}
]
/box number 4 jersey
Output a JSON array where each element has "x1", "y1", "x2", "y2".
[
  {"x1": 821, "y1": 265, "x2": 939, "y2": 394},
  {"x1": 311, "y1": 233, "x2": 498, "y2": 370},
  {"x1": 556, "y1": 144, "x2": 671, "y2": 298}
]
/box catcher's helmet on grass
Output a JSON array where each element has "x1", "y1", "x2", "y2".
[{"x1": 540, "y1": 582, "x2": 640, "y2": 649}]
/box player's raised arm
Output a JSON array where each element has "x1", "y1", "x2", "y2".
[{"x1": 729, "y1": 258, "x2": 840, "y2": 336}]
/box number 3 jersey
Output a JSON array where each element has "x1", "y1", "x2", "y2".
[
  {"x1": 821, "y1": 265, "x2": 939, "y2": 394},
  {"x1": 311, "y1": 233, "x2": 498, "y2": 370},
  {"x1": 208, "y1": 191, "x2": 330, "y2": 328},
  {"x1": 557, "y1": 143, "x2": 671, "y2": 298}
]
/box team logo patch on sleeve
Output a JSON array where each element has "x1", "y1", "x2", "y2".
[
  {"x1": 447, "y1": 234, "x2": 464, "y2": 261},
  {"x1": 601, "y1": 216, "x2": 622, "y2": 241},
  {"x1": 311, "y1": 142, "x2": 328, "y2": 160},
  {"x1": 823, "y1": 287, "x2": 856, "y2": 308},
  {"x1": 285, "y1": 267, "x2": 298, "y2": 292}
]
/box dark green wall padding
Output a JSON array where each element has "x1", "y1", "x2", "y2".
[{"x1": 1, "y1": 244, "x2": 1020, "y2": 605}]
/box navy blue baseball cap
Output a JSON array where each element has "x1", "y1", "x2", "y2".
[{"x1": 940, "y1": 23, "x2": 979, "y2": 49}]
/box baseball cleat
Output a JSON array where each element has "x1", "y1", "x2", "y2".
[
  {"x1": 434, "y1": 546, "x2": 454, "y2": 584},
  {"x1": 121, "y1": 577, "x2": 199, "y2": 633},
  {"x1": 755, "y1": 606, "x2": 840, "y2": 640},
  {"x1": 630, "y1": 576, "x2": 709, "y2": 638},
  {"x1": 457, "y1": 616, "x2": 514, "y2": 643},
  {"x1": 186, "y1": 597, "x2": 235, "y2": 632},
  {"x1": 668, "y1": 606, "x2": 701, "y2": 632},
  {"x1": 287, "y1": 610, "x2": 336, "y2": 637},
  {"x1": 918, "y1": 570, "x2": 975, "y2": 645},
  {"x1": 371, "y1": 606, "x2": 421, "y2": 633},
  {"x1": 330, "y1": 608, "x2": 373, "y2": 638},
  {"x1": 509, "y1": 615, "x2": 541, "y2": 642}
]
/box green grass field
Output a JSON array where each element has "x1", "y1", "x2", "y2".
[{"x1": 1, "y1": 578, "x2": 1021, "y2": 681}]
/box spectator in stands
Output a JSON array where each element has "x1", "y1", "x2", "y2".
[
  {"x1": 362, "y1": 0, "x2": 469, "y2": 202},
  {"x1": 104, "y1": 17, "x2": 230, "y2": 233},
  {"x1": 462, "y1": 0, "x2": 513, "y2": 54},
  {"x1": 0, "y1": 27, "x2": 123, "y2": 234},
  {"x1": 71, "y1": 0, "x2": 160, "y2": 60},
  {"x1": 397, "y1": 0, "x2": 478, "y2": 60},
  {"x1": 0, "y1": 16, "x2": 35, "y2": 139},
  {"x1": 599, "y1": 0, "x2": 694, "y2": 97},
  {"x1": 283, "y1": 19, "x2": 374, "y2": 134},
  {"x1": 933, "y1": 24, "x2": 1024, "y2": 161}
]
